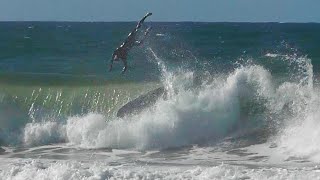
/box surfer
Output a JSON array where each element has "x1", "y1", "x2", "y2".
[{"x1": 109, "y1": 12, "x2": 152, "y2": 73}]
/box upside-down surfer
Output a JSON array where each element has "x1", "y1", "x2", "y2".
[{"x1": 109, "y1": 12, "x2": 152, "y2": 73}]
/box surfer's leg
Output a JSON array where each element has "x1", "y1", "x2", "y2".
[{"x1": 136, "y1": 12, "x2": 152, "y2": 29}]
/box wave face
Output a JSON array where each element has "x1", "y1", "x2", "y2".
[{"x1": 3, "y1": 50, "x2": 316, "y2": 155}]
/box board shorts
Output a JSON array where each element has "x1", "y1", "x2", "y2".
[{"x1": 114, "y1": 48, "x2": 128, "y2": 60}]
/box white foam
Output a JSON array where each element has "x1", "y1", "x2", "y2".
[
  {"x1": 17, "y1": 53, "x2": 320, "y2": 164},
  {"x1": 64, "y1": 65, "x2": 274, "y2": 150},
  {"x1": 23, "y1": 121, "x2": 65, "y2": 146},
  {"x1": 66, "y1": 113, "x2": 109, "y2": 148},
  {"x1": 267, "y1": 55, "x2": 320, "y2": 162},
  {"x1": 277, "y1": 98, "x2": 320, "y2": 161},
  {"x1": 265, "y1": 53, "x2": 281, "y2": 58},
  {"x1": 156, "y1": 33, "x2": 165, "y2": 36},
  {"x1": 2, "y1": 159, "x2": 320, "y2": 180}
]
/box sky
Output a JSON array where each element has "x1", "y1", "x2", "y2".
[{"x1": 0, "y1": 0, "x2": 319, "y2": 22}]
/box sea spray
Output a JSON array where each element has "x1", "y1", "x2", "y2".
[
  {"x1": 63, "y1": 64, "x2": 276, "y2": 150},
  {"x1": 258, "y1": 52, "x2": 320, "y2": 162}
]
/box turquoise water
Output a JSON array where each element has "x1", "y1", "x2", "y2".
[
  {"x1": 1, "y1": 22, "x2": 319, "y2": 80},
  {"x1": 1, "y1": 22, "x2": 320, "y2": 179}
]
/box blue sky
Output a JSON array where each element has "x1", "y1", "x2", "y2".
[{"x1": 0, "y1": 0, "x2": 319, "y2": 22}]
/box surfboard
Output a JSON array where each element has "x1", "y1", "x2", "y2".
[{"x1": 117, "y1": 86, "x2": 166, "y2": 118}]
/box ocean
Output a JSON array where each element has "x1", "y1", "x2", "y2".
[{"x1": 0, "y1": 22, "x2": 320, "y2": 179}]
